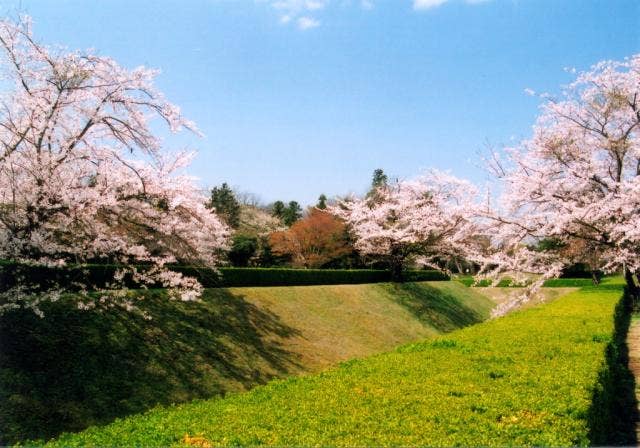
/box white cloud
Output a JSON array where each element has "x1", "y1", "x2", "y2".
[
  {"x1": 270, "y1": 0, "x2": 328, "y2": 13},
  {"x1": 360, "y1": 0, "x2": 374, "y2": 10},
  {"x1": 305, "y1": 0, "x2": 325, "y2": 10},
  {"x1": 413, "y1": 0, "x2": 493, "y2": 10},
  {"x1": 413, "y1": 0, "x2": 449, "y2": 10},
  {"x1": 297, "y1": 16, "x2": 321, "y2": 29},
  {"x1": 262, "y1": 0, "x2": 492, "y2": 29},
  {"x1": 265, "y1": 0, "x2": 327, "y2": 29}
]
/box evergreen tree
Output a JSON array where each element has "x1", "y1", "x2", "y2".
[
  {"x1": 228, "y1": 235, "x2": 258, "y2": 267},
  {"x1": 371, "y1": 169, "x2": 388, "y2": 189},
  {"x1": 207, "y1": 183, "x2": 241, "y2": 228},
  {"x1": 367, "y1": 168, "x2": 388, "y2": 199},
  {"x1": 283, "y1": 201, "x2": 302, "y2": 226},
  {"x1": 316, "y1": 194, "x2": 328, "y2": 210},
  {"x1": 271, "y1": 200, "x2": 286, "y2": 219}
]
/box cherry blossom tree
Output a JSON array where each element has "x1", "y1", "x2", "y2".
[
  {"x1": 330, "y1": 171, "x2": 480, "y2": 280},
  {"x1": 487, "y1": 54, "x2": 640, "y2": 303},
  {"x1": 0, "y1": 17, "x2": 229, "y2": 315}
]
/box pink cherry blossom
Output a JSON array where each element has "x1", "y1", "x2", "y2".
[
  {"x1": 0, "y1": 17, "x2": 229, "y2": 315},
  {"x1": 330, "y1": 170, "x2": 481, "y2": 280},
  {"x1": 486, "y1": 53, "x2": 640, "y2": 310}
]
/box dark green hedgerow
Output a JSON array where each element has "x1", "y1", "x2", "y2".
[
  {"x1": 0, "y1": 261, "x2": 448, "y2": 289},
  {"x1": 177, "y1": 266, "x2": 449, "y2": 287},
  {"x1": 44, "y1": 286, "x2": 635, "y2": 447}
]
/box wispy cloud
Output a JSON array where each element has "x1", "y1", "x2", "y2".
[
  {"x1": 413, "y1": 0, "x2": 448, "y2": 10},
  {"x1": 260, "y1": 0, "x2": 374, "y2": 30},
  {"x1": 360, "y1": 0, "x2": 374, "y2": 10},
  {"x1": 261, "y1": 0, "x2": 492, "y2": 29},
  {"x1": 297, "y1": 16, "x2": 320, "y2": 29},
  {"x1": 265, "y1": 0, "x2": 327, "y2": 30},
  {"x1": 413, "y1": 0, "x2": 493, "y2": 10}
]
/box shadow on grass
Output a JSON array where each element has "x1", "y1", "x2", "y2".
[
  {"x1": 587, "y1": 289, "x2": 638, "y2": 446},
  {"x1": 0, "y1": 289, "x2": 301, "y2": 444},
  {"x1": 386, "y1": 282, "x2": 487, "y2": 332}
]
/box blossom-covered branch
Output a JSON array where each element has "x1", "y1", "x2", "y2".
[
  {"x1": 330, "y1": 170, "x2": 481, "y2": 280},
  {"x1": 0, "y1": 17, "x2": 229, "y2": 315},
  {"x1": 487, "y1": 54, "x2": 640, "y2": 306}
]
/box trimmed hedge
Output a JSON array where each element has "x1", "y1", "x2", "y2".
[
  {"x1": 183, "y1": 267, "x2": 394, "y2": 287},
  {"x1": 0, "y1": 261, "x2": 128, "y2": 291},
  {"x1": 214, "y1": 267, "x2": 449, "y2": 287},
  {"x1": 0, "y1": 261, "x2": 449, "y2": 289},
  {"x1": 401, "y1": 269, "x2": 450, "y2": 283}
]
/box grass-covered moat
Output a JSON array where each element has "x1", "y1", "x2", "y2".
[
  {"x1": 43, "y1": 283, "x2": 636, "y2": 447},
  {"x1": 1, "y1": 281, "x2": 492, "y2": 444}
]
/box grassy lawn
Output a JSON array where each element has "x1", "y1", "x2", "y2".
[
  {"x1": 473, "y1": 287, "x2": 579, "y2": 309},
  {"x1": 0, "y1": 281, "x2": 493, "y2": 445},
  {"x1": 44, "y1": 284, "x2": 633, "y2": 447},
  {"x1": 453, "y1": 275, "x2": 614, "y2": 288}
]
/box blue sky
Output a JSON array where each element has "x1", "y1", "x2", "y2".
[{"x1": 2, "y1": 0, "x2": 639, "y2": 205}]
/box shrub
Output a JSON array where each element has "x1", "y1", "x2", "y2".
[
  {"x1": 227, "y1": 235, "x2": 258, "y2": 267},
  {"x1": 560, "y1": 263, "x2": 602, "y2": 280}
]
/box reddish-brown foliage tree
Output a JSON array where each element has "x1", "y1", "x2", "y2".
[{"x1": 268, "y1": 209, "x2": 351, "y2": 268}]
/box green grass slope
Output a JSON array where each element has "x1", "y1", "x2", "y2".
[
  {"x1": 47, "y1": 285, "x2": 634, "y2": 447},
  {"x1": 0, "y1": 281, "x2": 492, "y2": 444},
  {"x1": 238, "y1": 282, "x2": 494, "y2": 370}
]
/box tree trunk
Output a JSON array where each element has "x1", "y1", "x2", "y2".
[
  {"x1": 624, "y1": 267, "x2": 638, "y2": 308},
  {"x1": 591, "y1": 270, "x2": 600, "y2": 286},
  {"x1": 388, "y1": 246, "x2": 405, "y2": 282},
  {"x1": 635, "y1": 270, "x2": 640, "y2": 309},
  {"x1": 386, "y1": 251, "x2": 404, "y2": 283},
  {"x1": 390, "y1": 259, "x2": 404, "y2": 282}
]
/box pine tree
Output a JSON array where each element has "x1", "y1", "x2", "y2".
[
  {"x1": 271, "y1": 200, "x2": 286, "y2": 219},
  {"x1": 283, "y1": 201, "x2": 302, "y2": 226},
  {"x1": 207, "y1": 183, "x2": 241, "y2": 228},
  {"x1": 367, "y1": 168, "x2": 389, "y2": 200},
  {"x1": 317, "y1": 194, "x2": 328, "y2": 210},
  {"x1": 371, "y1": 169, "x2": 388, "y2": 189}
]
